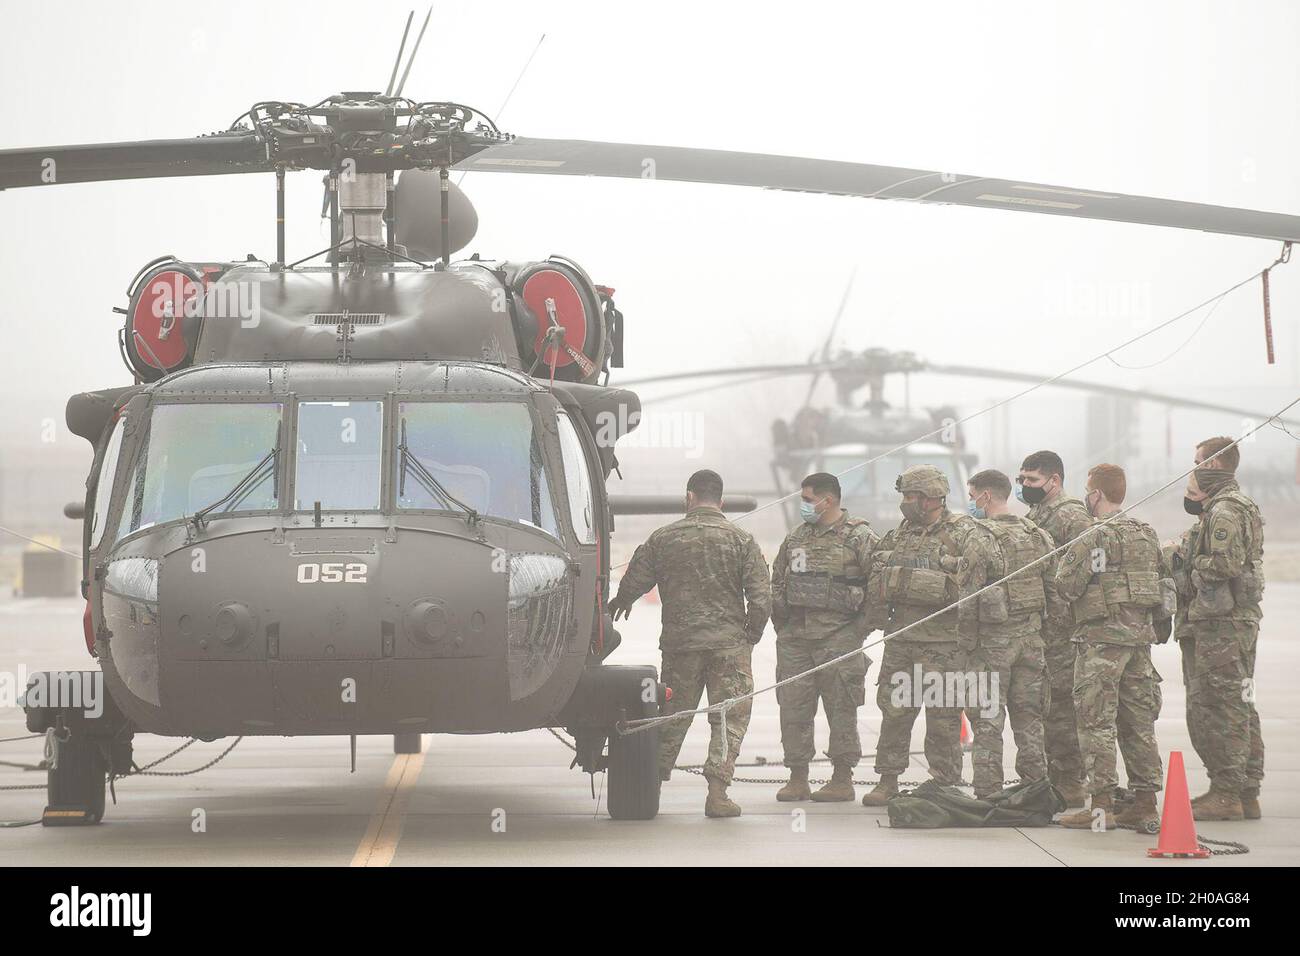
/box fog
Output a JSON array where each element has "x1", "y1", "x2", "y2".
[{"x1": 2, "y1": 0, "x2": 1298, "y2": 558}]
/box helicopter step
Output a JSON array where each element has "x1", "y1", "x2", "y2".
[{"x1": 23, "y1": 670, "x2": 134, "y2": 826}]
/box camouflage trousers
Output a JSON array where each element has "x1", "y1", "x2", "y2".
[
  {"x1": 1179, "y1": 623, "x2": 1264, "y2": 795},
  {"x1": 658, "y1": 645, "x2": 753, "y2": 784},
  {"x1": 1073, "y1": 643, "x2": 1163, "y2": 795},
  {"x1": 873, "y1": 640, "x2": 963, "y2": 784},
  {"x1": 965, "y1": 635, "x2": 1048, "y2": 795},
  {"x1": 1043, "y1": 634, "x2": 1085, "y2": 791},
  {"x1": 775, "y1": 631, "x2": 869, "y2": 768}
]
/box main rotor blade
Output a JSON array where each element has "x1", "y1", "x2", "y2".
[
  {"x1": 456, "y1": 137, "x2": 1300, "y2": 242},
  {"x1": 924, "y1": 361, "x2": 1300, "y2": 426},
  {"x1": 804, "y1": 268, "x2": 857, "y2": 406},
  {"x1": 0, "y1": 134, "x2": 269, "y2": 189},
  {"x1": 623, "y1": 360, "x2": 1300, "y2": 426}
]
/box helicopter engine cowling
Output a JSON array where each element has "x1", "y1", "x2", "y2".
[
  {"x1": 121, "y1": 258, "x2": 231, "y2": 381},
  {"x1": 115, "y1": 255, "x2": 616, "y2": 385},
  {"x1": 497, "y1": 257, "x2": 610, "y2": 385}
]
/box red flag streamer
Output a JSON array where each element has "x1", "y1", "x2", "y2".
[
  {"x1": 1262, "y1": 241, "x2": 1291, "y2": 365},
  {"x1": 1263, "y1": 267, "x2": 1276, "y2": 364}
]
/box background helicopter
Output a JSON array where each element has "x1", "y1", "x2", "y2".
[
  {"x1": 4, "y1": 9, "x2": 1300, "y2": 829},
  {"x1": 623, "y1": 338, "x2": 1300, "y2": 531}
]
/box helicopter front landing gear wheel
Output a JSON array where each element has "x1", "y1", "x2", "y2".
[
  {"x1": 605, "y1": 701, "x2": 661, "y2": 821},
  {"x1": 43, "y1": 726, "x2": 107, "y2": 827},
  {"x1": 393, "y1": 733, "x2": 422, "y2": 754}
]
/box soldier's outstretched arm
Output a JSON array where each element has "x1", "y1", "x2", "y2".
[
  {"x1": 1191, "y1": 509, "x2": 1247, "y2": 581},
  {"x1": 1165, "y1": 527, "x2": 1196, "y2": 602},
  {"x1": 610, "y1": 539, "x2": 659, "y2": 620},
  {"x1": 1053, "y1": 533, "x2": 1095, "y2": 601},
  {"x1": 1060, "y1": 507, "x2": 1095, "y2": 546},
  {"x1": 742, "y1": 537, "x2": 773, "y2": 643}
]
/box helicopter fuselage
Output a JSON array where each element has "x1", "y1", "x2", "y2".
[{"x1": 86, "y1": 360, "x2": 610, "y2": 738}]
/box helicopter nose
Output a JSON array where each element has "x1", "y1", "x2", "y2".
[{"x1": 129, "y1": 527, "x2": 575, "y2": 736}]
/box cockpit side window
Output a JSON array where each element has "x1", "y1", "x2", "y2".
[
  {"x1": 556, "y1": 411, "x2": 596, "y2": 545},
  {"x1": 89, "y1": 417, "x2": 126, "y2": 550}
]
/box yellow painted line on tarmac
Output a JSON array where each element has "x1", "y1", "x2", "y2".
[{"x1": 351, "y1": 737, "x2": 427, "y2": 867}]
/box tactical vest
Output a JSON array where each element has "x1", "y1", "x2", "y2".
[
  {"x1": 979, "y1": 517, "x2": 1049, "y2": 624},
  {"x1": 874, "y1": 520, "x2": 961, "y2": 612},
  {"x1": 1070, "y1": 517, "x2": 1164, "y2": 627},
  {"x1": 1188, "y1": 491, "x2": 1265, "y2": 620},
  {"x1": 785, "y1": 517, "x2": 870, "y2": 614}
]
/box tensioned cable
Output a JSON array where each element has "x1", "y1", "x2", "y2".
[
  {"x1": 0, "y1": 524, "x2": 79, "y2": 559},
  {"x1": 617, "y1": 401, "x2": 1296, "y2": 741},
  {"x1": 610, "y1": 247, "x2": 1291, "y2": 574}
]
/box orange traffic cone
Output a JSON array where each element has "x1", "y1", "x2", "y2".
[
  {"x1": 959, "y1": 711, "x2": 974, "y2": 752},
  {"x1": 1147, "y1": 751, "x2": 1211, "y2": 859}
]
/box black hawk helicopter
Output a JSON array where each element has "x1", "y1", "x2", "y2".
[
  {"x1": 623, "y1": 342, "x2": 1300, "y2": 531},
  {"x1": 5, "y1": 25, "x2": 1300, "y2": 825}
]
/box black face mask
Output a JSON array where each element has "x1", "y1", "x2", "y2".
[
  {"x1": 1183, "y1": 496, "x2": 1204, "y2": 516},
  {"x1": 1020, "y1": 484, "x2": 1048, "y2": 506}
]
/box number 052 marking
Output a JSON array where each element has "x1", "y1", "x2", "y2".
[{"x1": 296, "y1": 562, "x2": 368, "y2": 583}]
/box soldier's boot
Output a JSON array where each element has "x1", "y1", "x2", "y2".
[
  {"x1": 810, "y1": 762, "x2": 856, "y2": 802},
  {"x1": 776, "y1": 765, "x2": 812, "y2": 802},
  {"x1": 1240, "y1": 788, "x2": 1261, "y2": 820},
  {"x1": 704, "y1": 777, "x2": 742, "y2": 818},
  {"x1": 1192, "y1": 787, "x2": 1244, "y2": 822},
  {"x1": 1059, "y1": 792, "x2": 1116, "y2": 830},
  {"x1": 1114, "y1": 790, "x2": 1159, "y2": 829},
  {"x1": 860, "y1": 773, "x2": 899, "y2": 807},
  {"x1": 1056, "y1": 782, "x2": 1088, "y2": 807}
]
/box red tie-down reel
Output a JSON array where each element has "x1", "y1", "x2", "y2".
[
  {"x1": 516, "y1": 257, "x2": 613, "y2": 385},
  {"x1": 120, "y1": 257, "x2": 227, "y2": 381}
]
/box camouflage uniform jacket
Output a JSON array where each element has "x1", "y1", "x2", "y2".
[
  {"x1": 962, "y1": 514, "x2": 1054, "y2": 648},
  {"x1": 1026, "y1": 493, "x2": 1093, "y2": 634},
  {"x1": 1185, "y1": 480, "x2": 1264, "y2": 626},
  {"x1": 1054, "y1": 515, "x2": 1171, "y2": 646},
  {"x1": 615, "y1": 507, "x2": 771, "y2": 652},
  {"x1": 869, "y1": 510, "x2": 983, "y2": 643},
  {"x1": 771, "y1": 511, "x2": 878, "y2": 642}
]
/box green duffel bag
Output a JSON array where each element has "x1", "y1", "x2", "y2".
[{"x1": 885, "y1": 778, "x2": 1065, "y2": 828}]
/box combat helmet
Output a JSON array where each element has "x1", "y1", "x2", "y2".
[{"x1": 895, "y1": 464, "x2": 949, "y2": 498}]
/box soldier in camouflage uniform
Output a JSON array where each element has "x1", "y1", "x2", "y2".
[
  {"x1": 961, "y1": 470, "x2": 1052, "y2": 798},
  {"x1": 1017, "y1": 450, "x2": 1093, "y2": 807},
  {"x1": 610, "y1": 469, "x2": 771, "y2": 818},
  {"x1": 1054, "y1": 464, "x2": 1171, "y2": 830},
  {"x1": 770, "y1": 472, "x2": 878, "y2": 803},
  {"x1": 861, "y1": 464, "x2": 985, "y2": 806},
  {"x1": 1173, "y1": 444, "x2": 1265, "y2": 821}
]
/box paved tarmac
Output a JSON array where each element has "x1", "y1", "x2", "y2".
[{"x1": 0, "y1": 588, "x2": 1295, "y2": 866}]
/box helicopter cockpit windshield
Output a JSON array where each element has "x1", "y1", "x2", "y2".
[
  {"x1": 295, "y1": 400, "x2": 383, "y2": 511},
  {"x1": 116, "y1": 402, "x2": 283, "y2": 541},
  {"x1": 106, "y1": 396, "x2": 569, "y2": 544},
  {"x1": 816, "y1": 442, "x2": 968, "y2": 526},
  {"x1": 395, "y1": 401, "x2": 561, "y2": 538}
]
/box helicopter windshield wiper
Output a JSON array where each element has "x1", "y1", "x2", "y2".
[
  {"x1": 398, "y1": 418, "x2": 479, "y2": 525},
  {"x1": 190, "y1": 435, "x2": 279, "y2": 530}
]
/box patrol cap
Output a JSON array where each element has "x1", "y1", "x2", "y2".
[{"x1": 895, "y1": 464, "x2": 949, "y2": 498}]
